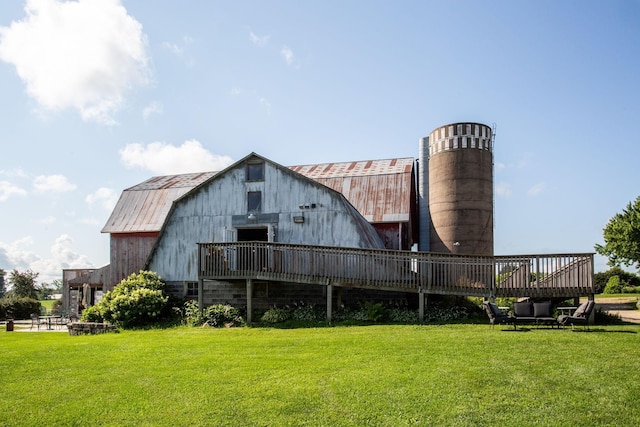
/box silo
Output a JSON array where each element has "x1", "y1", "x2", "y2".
[{"x1": 426, "y1": 122, "x2": 493, "y2": 255}]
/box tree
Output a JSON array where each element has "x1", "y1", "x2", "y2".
[
  {"x1": 7, "y1": 269, "x2": 39, "y2": 299},
  {"x1": 595, "y1": 195, "x2": 640, "y2": 270},
  {"x1": 0, "y1": 269, "x2": 6, "y2": 299}
]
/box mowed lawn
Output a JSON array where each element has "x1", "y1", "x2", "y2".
[{"x1": 1, "y1": 324, "x2": 640, "y2": 426}]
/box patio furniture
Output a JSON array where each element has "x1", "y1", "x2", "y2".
[
  {"x1": 513, "y1": 300, "x2": 558, "y2": 328},
  {"x1": 483, "y1": 301, "x2": 516, "y2": 329},
  {"x1": 30, "y1": 313, "x2": 44, "y2": 330},
  {"x1": 557, "y1": 300, "x2": 595, "y2": 330}
]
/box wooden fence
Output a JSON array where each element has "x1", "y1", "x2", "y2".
[{"x1": 198, "y1": 242, "x2": 594, "y2": 299}]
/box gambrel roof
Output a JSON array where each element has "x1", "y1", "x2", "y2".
[
  {"x1": 290, "y1": 158, "x2": 415, "y2": 223},
  {"x1": 102, "y1": 172, "x2": 216, "y2": 233},
  {"x1": 102, "y1": 156, "x2": 415, "y2": 234}
]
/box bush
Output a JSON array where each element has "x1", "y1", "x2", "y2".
[
  {"x1": 81, "y1": 270, "x2": 170, "y2": 328},
  {"x1": 622, "y1": 286, "x2": 640, "y2": 293},
  {"x1": 80, "y1": 305, "x2": 104, "y2": 322},
  {"x1": 387, "y1": 307, "x2": 419, "y2": 323},
  {"x1": 203, "y1": 304, "x2": 244, "y2": 327},
  {"x1": 603, "y1": 275, "x2": 623, "y2": 294},
  {"x1": 291, "y1": 303, "x2": 323, "y2": 322},
  {"x1": 0, "y1": 297, "x2": 41, "y2": 320},
  {"x1": 261, "y1": 307, "x2": 291, "y2": 324}
]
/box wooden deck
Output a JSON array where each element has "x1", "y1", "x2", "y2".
[{"x1": 198, "y1": 242, "x2": 594, "y2": 321}]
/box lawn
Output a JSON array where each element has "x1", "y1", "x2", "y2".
[{"x1": 1, "y1": 324, "x2": 640, "y2": 426}]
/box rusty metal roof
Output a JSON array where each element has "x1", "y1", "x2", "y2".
[
  {"x1": 102, "y1": 157, "x2": 415, "y2": 234},
  {"x1": 101, "y1": 172, "x2": 217, "y2": 233},
  {"x1": 290, "y1": 158, "x2": 415, "y2": 223}
]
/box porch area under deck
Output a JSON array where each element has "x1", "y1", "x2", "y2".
[{"x1": 197, "y1": 242, "x2": 595, "y2": 323}]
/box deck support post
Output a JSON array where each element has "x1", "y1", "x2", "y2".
[
  {"x1": 326, "y1": 281, "x2": 333, "y2": 323},
  {"x1": 418, "y1": 288, "x2": 425, "y2": 323},
  {"x1": 198, "y1": 278, "x2": 204, "y2": 311},
  {"x1": 246, "y1": 278, "x2": 253, "y2": 324}
]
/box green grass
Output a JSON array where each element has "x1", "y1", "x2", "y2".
[
  {"x1": 1, "y1": 324, "x2": 640, "y2": 426},
  {"x1": 39, "y1": 299, "x2": 55, "y2": 312}
]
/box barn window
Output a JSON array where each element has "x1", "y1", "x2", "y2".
[
  {"x1": 186, "y1": 282, "x2": 198, "y2": 297},
  {"x1": 248, "y1": 191, "x2": 262, "y2": 212},
  {"x1": 246, "y1": 161, "x2": 264, "y2": 181}
]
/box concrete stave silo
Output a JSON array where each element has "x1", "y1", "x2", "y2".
[{"x1": 424, "y1": 122, "x2": 494, "y2": 256}]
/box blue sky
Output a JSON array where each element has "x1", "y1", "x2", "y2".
[{"x1": 1, "y1": 0, "x2": 639, "y2": 283}]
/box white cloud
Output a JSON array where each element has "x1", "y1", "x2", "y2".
[
  {"x1": 281, "y1": 45, "x2": 295, "y2": 66},
  {"x1": 0, "y1": 168, "x2": 27, "y2": 178},
  {"x1": 143, "y1": 101, "x2": 163, "y2": 120},
  {"x1": 495, "y1": 182, "x2": 512, "y2": 198},
  {"x1": 119, "y1": 139, "x2": 233, "y2": 174},
  {"x1": 86, "y1": 187, "x2": 119, "y2": 211},
  {"x1": 0, "y1": 235, "x2": 94, "y2": 284},
  {"x1": 0, "y1": 181, "x2": 28, "y2": 201},
  {"x1": 38, "y1": 215, "x2": 56, "y2": 225},
  {"x1": 259, "y1": 98, "x2": 272, "y2": 115},
  {"x1": 33, "y1": 174, "x2": 77, "y2": 193},
  {"x1": 163, "y1": 35, "x2": 193, "y2": 56},
  {"x1": 0, "y1": 237, "x2": 38, "y2": 271},
  {"x1": 0, "y1": 0, "x2": 150, "y2": 124},
  {"x1": 250, "y1": 32, "x2": 269, "y2": 47},
  {"x1": 162, "y1": 41, "x2": 182, "y2": 55},
  {"x1": 528, "y1": 182, "x2": 545, "y2": 196}
]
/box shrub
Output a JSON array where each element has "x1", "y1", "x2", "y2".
[
  {"x1": 424, "y1": 303, "x2": 469, "y2": 322},
  {"x1": 0, "y1": 297, "x2": 41, "y2": 320},
  {"x1": 387, "y1": 307, "x2": 419, "y2": 323},
  {"x1": 261, "y1": 307, "x2": 291, "y2": 324},
  {"x1": 81, "y1": 305, "x2": 103, "y2": 322},
  {"x1": 81, "y1": 270, "x2": 170, "y2": 328},
  {"x1": 622, "y1": 286, "x2": 640, "y2": 293},
  {"x1": 183, "y1": 300, "x2": 204, "y2": 326},
  {"x1": 203, "y1": 304, "x2": 244, "y2": 327},
  {"x1": 603, "y1": 275, "x2": 623, "y2": 294},
  {"x1": 291, "y1": 303, "x2": 323, "y2": 322}
]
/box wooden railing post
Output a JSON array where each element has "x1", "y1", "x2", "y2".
[{"x1": 326, "y1": 281, "x2": 332, "y2": 323}]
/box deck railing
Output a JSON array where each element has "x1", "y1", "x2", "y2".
[{"x1": 198, "y1": 242, "x2": 594, "y2": 298}]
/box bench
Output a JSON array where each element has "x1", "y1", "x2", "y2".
[{"x1": 513, "y1": 301, "x2": 557, "y2": 327}]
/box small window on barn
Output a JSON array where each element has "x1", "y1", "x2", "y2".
[
  {"x1": 246, "y1": 160, "x2": 264, "y2": 181},
  {"x1": 186, "y1": 282, "x2": 198, "y2": 297},
  {"x1": 248, "y1": 191, "x2": 262, "y2": 212}
]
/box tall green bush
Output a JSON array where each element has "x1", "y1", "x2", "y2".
[
  {"x1": 0, "y1": 297, "x2": 41, "y2": 320},
  {"x1": 603, "y1": 275, "x2": 623, "y2": 294},
  {"x1": 81, "y1": 270, "x2": 170, "y2": 328}
]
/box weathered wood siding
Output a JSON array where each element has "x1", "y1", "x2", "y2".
[
  {"x1": 109, "y1": 232, "x2": 158, "y2": 288},
  {"x1": 149, "y1": 159, "x2": 384, "y2": 282}
]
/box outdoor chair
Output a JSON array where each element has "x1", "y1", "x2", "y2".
[
  {"x1": 557, "y1": 300, "x2": 596, "y2": 330},
  {"x1": 483, "y1": 302, "x2": 516, "y2": 329},
  {"x1": 30, "y1": 313, "x2": 43, "y2": 331}
]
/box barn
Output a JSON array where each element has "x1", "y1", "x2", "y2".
[
  {"x1": 62, "y1": 122, "x2": 595, "y2": 318},
  {"x1": 63, "y1": 152, "x2": 417, "y2": 314}
]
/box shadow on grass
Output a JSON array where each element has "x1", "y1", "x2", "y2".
[{"x1": 561, "y1": 328, "x2": 637, "y2": 334}]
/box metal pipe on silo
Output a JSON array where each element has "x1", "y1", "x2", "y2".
[
  {"x1": 427, "y1": 122, "x2": 494, "y2": 256},
  {"x1": 418, "y1": 136, "x2": 430, "y2": 252}
]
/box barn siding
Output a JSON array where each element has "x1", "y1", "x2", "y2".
[
  {"x1": 149, "y1": 158, "x2": 384, "y2": 282},
  {"x1": 109, "y1": 232, "x2": 158, "y2": 289}
]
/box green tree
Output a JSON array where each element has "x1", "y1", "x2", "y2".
[
  {"x1": 0, "y1": 269, "x2": 6, "y2": 299},
  {"x1": 7, "y1": 269, "x2": 39, "y2": 299},
  {"x1": 595, "y1": 195, "x2": 640, "y2": 270}
]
